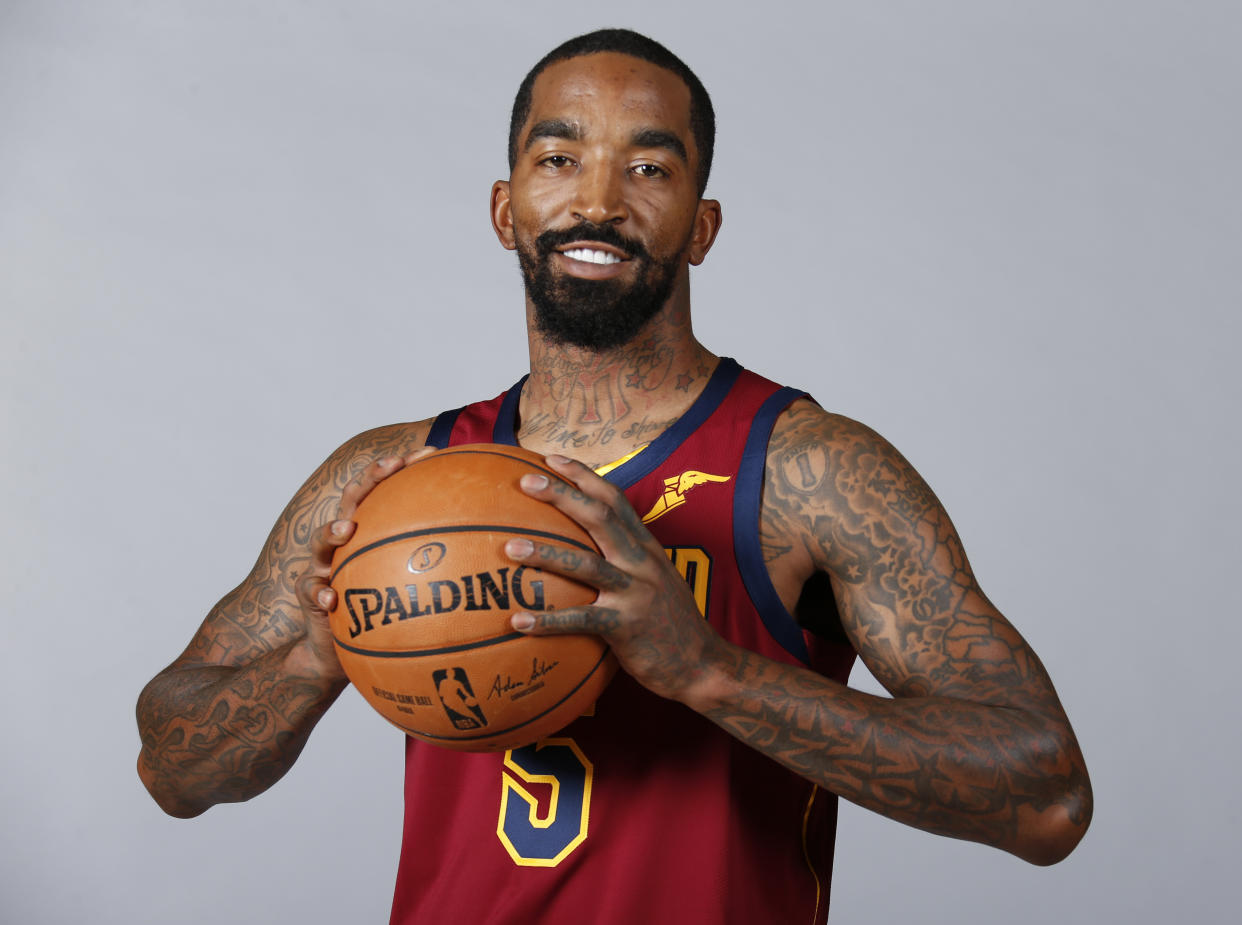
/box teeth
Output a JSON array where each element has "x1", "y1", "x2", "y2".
[{"x1": 563, "y1": 248, "x2": 621, "y2": 265}]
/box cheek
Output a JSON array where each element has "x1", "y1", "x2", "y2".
[
  {"x1": 511, "y1": 176, "x2": 568, "y2": 222},
  {"x1": 646, "y1": 218, "x2": 699, "y2": 261},
  {"x1": 508, "y1": 216, "x2": 543, "y2": 260},
  {"x1": 511, "y1": 198, "x2": 564, "y2": 248},
  {"x1": 631, "y1": 193, "x2": 698, "y2": 243}
]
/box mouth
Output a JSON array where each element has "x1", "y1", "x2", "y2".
[
  {"x1": 555, "y1": 242, "x2": 631, "y2": 267},
  {"x1": 562, "y1": 247, "x2": 622, "y2": 265}
]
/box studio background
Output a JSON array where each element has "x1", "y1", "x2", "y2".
[{"x1": 2, "y1": 2, "x2": 1237, "y2": 922}]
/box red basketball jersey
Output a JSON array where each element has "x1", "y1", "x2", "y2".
[{"x1": 389, "y1": 359, "x2": 856, "y2": 924}]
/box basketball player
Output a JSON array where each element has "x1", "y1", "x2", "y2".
[{"x1": 137, "y1": 30, "x2": 1092, "y2": 922}]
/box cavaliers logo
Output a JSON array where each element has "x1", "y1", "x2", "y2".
[{"x1": 433, "y1": 667, "x2": 488, "y2": 730}]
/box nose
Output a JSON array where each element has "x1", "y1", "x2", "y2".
[{"x1": 570, "y1": 162, "x2": 628, "y2": 226}]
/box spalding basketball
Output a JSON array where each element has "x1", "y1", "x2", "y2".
[{"x1": 328, "y1": 443, "x2": 616, "y2": 751}]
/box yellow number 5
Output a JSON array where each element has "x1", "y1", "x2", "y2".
[{"x1": 497, "y1": 738, "x2": 593, "y2": 867}]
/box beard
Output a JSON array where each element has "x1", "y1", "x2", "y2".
[{"x1": 517, "y1": 221, "x2": 682, "y2": 351}]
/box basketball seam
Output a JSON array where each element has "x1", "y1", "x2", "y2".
[
  {"x1": 332, "y1": 630, "x2": 526, "y2": 659},
  {"x1": 408, "y1": 446, "x2": 564, "y2": 482},
  {"x1": 329, "y1": 525, "x2": 595, "y2": 582}
]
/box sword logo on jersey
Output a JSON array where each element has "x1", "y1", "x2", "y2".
[
  {"x1": 433, "y1": 667, "x2": 488, "y2": 729},
  {"x1": 640, "y1": 471, "x2": 731, "y2": 524}
]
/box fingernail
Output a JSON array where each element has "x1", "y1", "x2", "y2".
[
  {"x1": 506, "y1": 538, "x2": 534, "y2": 558},
  {"x1": 318, "y1": 589, "x2": 332, "y2": 607},
  {"x1": 511, "y1": 613, "x2": 535, "y2": 631},
  {"x1": 522, "y1": 473, "x2": 549, "y2": 491},
  {"x1": 547, "y1": 455, "x2": 571, "y2": 465},
  {"x1": 332, "y1": 520, "x2": 350, "y2": 535}
]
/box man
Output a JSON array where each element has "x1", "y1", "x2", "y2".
[{"x1": 137, "y1": 29, "x2": 1091, "y2": 923}]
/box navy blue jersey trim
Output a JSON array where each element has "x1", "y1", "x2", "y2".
[
  {"x1": 492, "y1": 376, "x2": 527, "y2": 445},
  {"x1": 604, "y1": 357, "x2": 742, "y2": 488},
  {"x1": 734, "y1": 385, "x2": 811, "y2": 664},
  {"x1": 485, "y1": 362, "x2": 739, "y2": 483},
  {"x1": 426, "y1": 408, "x2": 462, "y2": 449}
]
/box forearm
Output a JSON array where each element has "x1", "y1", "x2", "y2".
[
  {"x1": 688, "y1": 642, "x2": 1092, "y2": 865},
  {"x1": 136, "y1": 642, "x2": 347, "y2": 818}
]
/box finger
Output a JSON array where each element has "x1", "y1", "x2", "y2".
[
  {"x1": 541, "y1": 454, "x2": 617, "y2": 504},
  {"x1": 297, "y1": 564, "x2": 334, "y2": 617},
  {"x1": 521, "y1": 457, "x2": 655, "y2": 564},
  {"x1": 511, "y1": 606, "x2": 622, "y2": 637},
  {"x1": 310, "y1": 518, "x2": 355, "y2": 569},
  {"x1": 405, "y1": 445, "x2": 438, "y2": 465},
  {"x1": 304, "y1": 583, "x2": 337, "y2": 617},
  {"x1": 337, "y1": 455, "x2": 405, "y2": 518},
  {"x1": 505, "y1": 537, "x2": 632, "y2": 593},
  {"x1": 299, "y1": 520, "x2": 355, "y2": 614}
]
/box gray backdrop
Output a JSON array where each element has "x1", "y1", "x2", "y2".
[{"x1": 2, "y1": 1, "x2": 1238, "y2": 922}]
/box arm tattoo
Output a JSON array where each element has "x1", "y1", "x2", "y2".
[
  {"x1": 722, "y1": 403, "x2": 1091, "y2": 861},
  {"x1": 137, "y1": 655, "x2": 346, "y2": 814},
  {"x1": 136, "y1": 422, "x2": 429, "y2": 815}
]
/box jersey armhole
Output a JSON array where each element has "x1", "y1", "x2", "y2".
[
  {"x1": 491, "y1": 376, "x2": 526, "y2": 445},
  {"x1": 426, "y1": 408, "x2": 462, "y2": 448},
  {"x1": 733, "y1": 386, "x2": 813, "y2": 665}
]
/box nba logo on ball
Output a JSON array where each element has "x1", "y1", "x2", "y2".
[{"x1": 434, "y1": 667, "x2": 488, "y2": 730}]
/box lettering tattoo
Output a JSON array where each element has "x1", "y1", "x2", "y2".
[
  {"x1": 538, "y1": 608, "x2": 623, "y2": 635},
  {"x1": 521, "y1": 335, "x2": 688, "y2": 454},
  {"x1": 535, "y1": 543, "x2": 584, "y2": 571}
]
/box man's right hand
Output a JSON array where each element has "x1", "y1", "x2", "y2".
[
  {"x1": 136, "y1": 423, "x2": 433, "y2": 816},
  {"x1": 293, "y1": 450, "x2": 438, "y2": 681}
]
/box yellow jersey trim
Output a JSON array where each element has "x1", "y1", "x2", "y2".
[{"x1": 593, "y1": 443, "x2": 648, "y2": 477}]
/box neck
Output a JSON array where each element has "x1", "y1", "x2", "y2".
[{"x1": 517, "y1": 295, "x2": 718, "y2": 468}]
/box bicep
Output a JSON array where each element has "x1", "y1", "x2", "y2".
[
  {"x1": 170, "y1": 420, "x2": 433, "y2": 670},
  {"x1": 765, "y1": 405, "x2": 1061, "y2": 712}
]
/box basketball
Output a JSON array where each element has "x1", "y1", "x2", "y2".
[{"x1": 327, "y1": 443, "x2": 616, "y2": 751}]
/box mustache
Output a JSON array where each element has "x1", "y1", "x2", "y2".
[{"x1": 534, "y1": 222, "x2": 649, "y2": 261}]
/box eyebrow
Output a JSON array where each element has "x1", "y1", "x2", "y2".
[
  {"x1": 631, "y1": 128, "x2": 688, "y2": 164},
  {"x1": 524, "y1": 119, "x2": 581, "y2": 151},
  {"x1": 523, "y1": 120, "x2": 689, "y2": 165}
]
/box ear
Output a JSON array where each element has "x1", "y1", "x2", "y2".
[
  {"x1": 491, "y1": 180, "x2": 516, "y2": 250},
  {"x1": 687, "y1": 199, "x2": 722, "y2": 266}
]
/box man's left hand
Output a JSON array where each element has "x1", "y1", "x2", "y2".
[{"x1": 505, "y1": 454, "x2": 725, "y2": 703}]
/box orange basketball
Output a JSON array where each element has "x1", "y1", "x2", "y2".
[{"x1": 328, "y1": 443, "x2": 616, "y2": 751}]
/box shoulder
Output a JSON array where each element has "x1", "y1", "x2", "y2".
[
  {"x1": 762, "y1": 400, "x2": 949, "y2": 575},
  {"x1": 765, "y1": 399, "x2": 912, "y2": 497},
  {"x1": 179, "y1": 419, "x2": 436, "y2": 668},
  {"x1": 306, "y1": 419, "x2": 436, "y2": 498},
  {"x1": 272, "y1": 418, "x2": 438, "y2": 550}
]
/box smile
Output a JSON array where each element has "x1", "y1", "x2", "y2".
[{"x1": 561, "y1": 247, "x2": 624, "y2": 266}]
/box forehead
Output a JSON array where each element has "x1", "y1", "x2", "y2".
[{"x1": 524, "y1": 52, "x2": 694, "y2": 142}]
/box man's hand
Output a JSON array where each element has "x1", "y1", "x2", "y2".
[
  {"x1": 504, "y1": 432, "x2": 1091, "y2": 866},
  {"x1": 136, "y1": 422, "x2": 434, "y2": 816},
  {"x1": 505, "y1": 454, "x2": 727, "y2": 703},
  {"x1": 293, "y1": 448, "x2": 437, "y2": 680}
]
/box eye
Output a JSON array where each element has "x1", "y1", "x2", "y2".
[
  {"x1": 538, "y1": 154, "x2": 575, "y2": 170},
  {"x1": 632, "y1": 163, "x2": 668, "y2": 179}
]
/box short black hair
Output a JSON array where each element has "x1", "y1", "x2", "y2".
[{"x1": 508, "y1": 29, "x2": 716, "y2": 196}]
